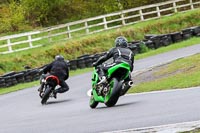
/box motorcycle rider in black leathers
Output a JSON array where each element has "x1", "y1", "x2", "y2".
[
  {"x1": 93, "y1": 36, "x2": 135, "y2": 95},
  {"x1": 38, "y1": 55, "x2": 69, "y2": 98}
]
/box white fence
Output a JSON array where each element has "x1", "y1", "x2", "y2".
[{"x1": 0, "y1": 0, "x2": 200, "y2": 54}]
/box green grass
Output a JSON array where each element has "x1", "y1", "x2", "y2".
[
  {"x1": 0, "y1": 81, "x2": 39, "y2": 95},
  {"x1": 129, "y1": 53, "x2": 200, "y2": 94},
  {"x1": 180, "y1": 128, "x2": 200, "y2": 133}
]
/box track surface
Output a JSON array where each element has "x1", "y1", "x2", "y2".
[{"x1": 1, "y1": 44, "x2": 200, "y2": 133}]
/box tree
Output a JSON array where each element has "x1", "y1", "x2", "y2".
[
  {"x1": 0, "y1": 0, "x2": 171, "y2": 33},
  {"x1": 0, "y1": 1, "x2": 25, "y2": 32}
]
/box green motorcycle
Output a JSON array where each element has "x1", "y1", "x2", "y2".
[{"x1": 89, "y1": 62, "x2": 133, "y2": 108}]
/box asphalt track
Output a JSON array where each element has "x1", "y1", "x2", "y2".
[{"x1": 1, "y1": 44, "x2": 200, "y2": 133}]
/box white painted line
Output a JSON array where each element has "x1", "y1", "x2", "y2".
[{"x1": 102, "y1": 120, "x2": 200, "y2": 133}]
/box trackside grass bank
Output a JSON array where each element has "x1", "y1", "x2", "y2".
[
  {"x1": 129, "y1": 52, "x2": 200, "y2": 94},
  {"x1": 0, "y1": 9, "x2": 200, "y2": 75}
]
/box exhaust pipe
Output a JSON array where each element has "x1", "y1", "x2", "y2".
[
  {"x1": 128, "y1": 81, "x2": 134, "y2": 86},
  {"x1": 120, "y1": 81, "x2": 134, "y2": 96}
]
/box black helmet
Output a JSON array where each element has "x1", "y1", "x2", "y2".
[
  {"x1": 115, "y1": 36, "x2": 128, "y2": 48},
  {"x1": 55, "y1": 55, "x2": 64, "y2": 61}
]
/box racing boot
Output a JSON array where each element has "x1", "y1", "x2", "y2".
[
  {"x1": 53, "y1": 90, "x2": 57, "y2": 99},
  {"x1": 38, "y1": 83, "x2": 45, "y2": 98},
  {"x1": 98, "y1": 76, "x2": 107, "y2": 84},
  {"x1": 97, "y1": 68, "x2": 107, "y2": 84}
]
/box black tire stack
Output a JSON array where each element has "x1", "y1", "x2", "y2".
[
  {"x1": 130, "y1": 26, "x2": 200, "y2": 53},
  {"x1": 182, "y1": 28, "x2": 193, "y2": 40},
  {"x1": 129, "y1": 41, "x2": 142, "y2": 54},
  {"x1": 14, "y1": 72, "x2": 25, "y2": 83},
  {"x1": 0, "y1": 69, "x2": 40, "y2": 88},
  {"x1": 69, "y1": 59, "x2": 78, "y2": 70},
  {"x1": 191, "y1": 26, "x2": 200, "y2": 36},
  {"x1": 0, "y1": 77, "x2": 6, "y2": 88},
  {"x1": 170, "y1": 32, "x2": 183, "y2": 43}
]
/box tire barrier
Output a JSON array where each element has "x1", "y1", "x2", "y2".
[
  {"x1": 77, "y1": 58, "x2": 86, "y2": 69},
  {"x1": 129, "y1": 41, "x2": 142, "y2": 54},
  {"x1": 24, "y1": 69, "x2": 40, "y2": 82},
  {"x1": 148, "y1": 34, "x2": 173, "y2": 49},
  {"x1": 129, "y1": 26, "x2": 200, "y2": 52},
  {"x1": 2, "y1": 71, "x2": 16, "y2": 77},
  {"x1": 14, "y1": 72, "x2": 25, "y2": 83},
  {"x1": 83, "y1": 56, "x2": 93, "y2": 67},
  {"x1": 69, "y1": 59, "x2": 78, "y2": 70},
  {"x1": 170, "y1": 32, "x2": 183, "y2": 43},
  {"x1": 4, "y1": 75, "x2": 18, "y2": 87},
  {"x1": 0, "y1": 26, "x2": 199, "y2": 88},
  {"x1": 90, "y1": 54, "x2": 101, "y2": 62},
  {"x1": 182, "y1": 28, "x2": 193, "y2": 40},
  {"x1": 191, "y1": 26, "x2": 200, "y2": 36},
  {"x1": 0, "y1": 77, "x2": 6, "y2": 88},
  {"x1": 143, "y1": 40, "x2": 154, "y2": 49},
  {"x1": 0, "y1": 69, "x2": 41, "y2": 88},
  {"x1": 68, "y1": 54, "x2": 100, "y2": 71}
]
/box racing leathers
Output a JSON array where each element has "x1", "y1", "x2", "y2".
[
  {"x1": 39, "y1": 60, "x2": 69, "y2": 98},
  {"x1": 93, "y1": 46, "x2": 134, "y2": 95}
]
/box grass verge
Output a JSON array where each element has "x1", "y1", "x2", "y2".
[
  {"x1": 129, "y1": 53, "x2": 200, "y2": 94},
  {"x1": 180, "y1": 128, "x2": 200, "y2": 133}
]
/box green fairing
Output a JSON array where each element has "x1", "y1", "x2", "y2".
[
  {"x1": 92, "y1": 69, "x2": 105, "y2": 102},
  {"x1": 92, "y1": 68, "x2": 98, "y2": 87},
  {"x1": 93, "y1": 89, "x2": 104, "y2": 102}
]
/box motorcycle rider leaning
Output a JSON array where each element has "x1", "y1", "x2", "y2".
[
  {"x1": 38, "y1": 55, "x2": 69, "y2": 98},
  {"x1": 92, "y1": 36, "x2": 135, "y2": 95}
]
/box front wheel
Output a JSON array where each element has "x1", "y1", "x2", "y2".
[
  {"x1": 41, "y1": 85, "x2": 52, "y2": 105},
  {"x1": 89, "y1": 94, "x2": 98, "y2": 109},
  {"x1": 105, "y1": 78, "x2": 121, "y2": 107}
]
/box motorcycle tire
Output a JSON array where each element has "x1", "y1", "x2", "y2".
[
  {"x1": 41, "y1": 85, "x2": 52, "y2": 105},
  {"x1": 89, "y1": 94, "x2": 98, "y2": 109},
  {"x1": 105, "y1": 78, "x2": 121, "y2": 107}
]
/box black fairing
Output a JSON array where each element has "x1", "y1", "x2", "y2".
[{"x1": 109, "y1": 68, "x2": 128, "y2": 81}]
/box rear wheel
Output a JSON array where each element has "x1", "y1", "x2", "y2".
[
  {"x1": 41, "y1": 85, "x2": 52, "y2": 105},
  {"x1": 89, "y1": 93, "x2": 98, "y2": 109},
  {"x1": 105, "y1": 78, "x2": 120, "y2": 107}
]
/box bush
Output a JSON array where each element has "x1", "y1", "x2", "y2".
[{"x1": 0, "y1": 1, "x2": 25, "y2": 33}]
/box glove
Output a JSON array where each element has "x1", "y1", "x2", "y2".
[{"x1": 92, "y1": 62, "x2": 97, "y2": 67}]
